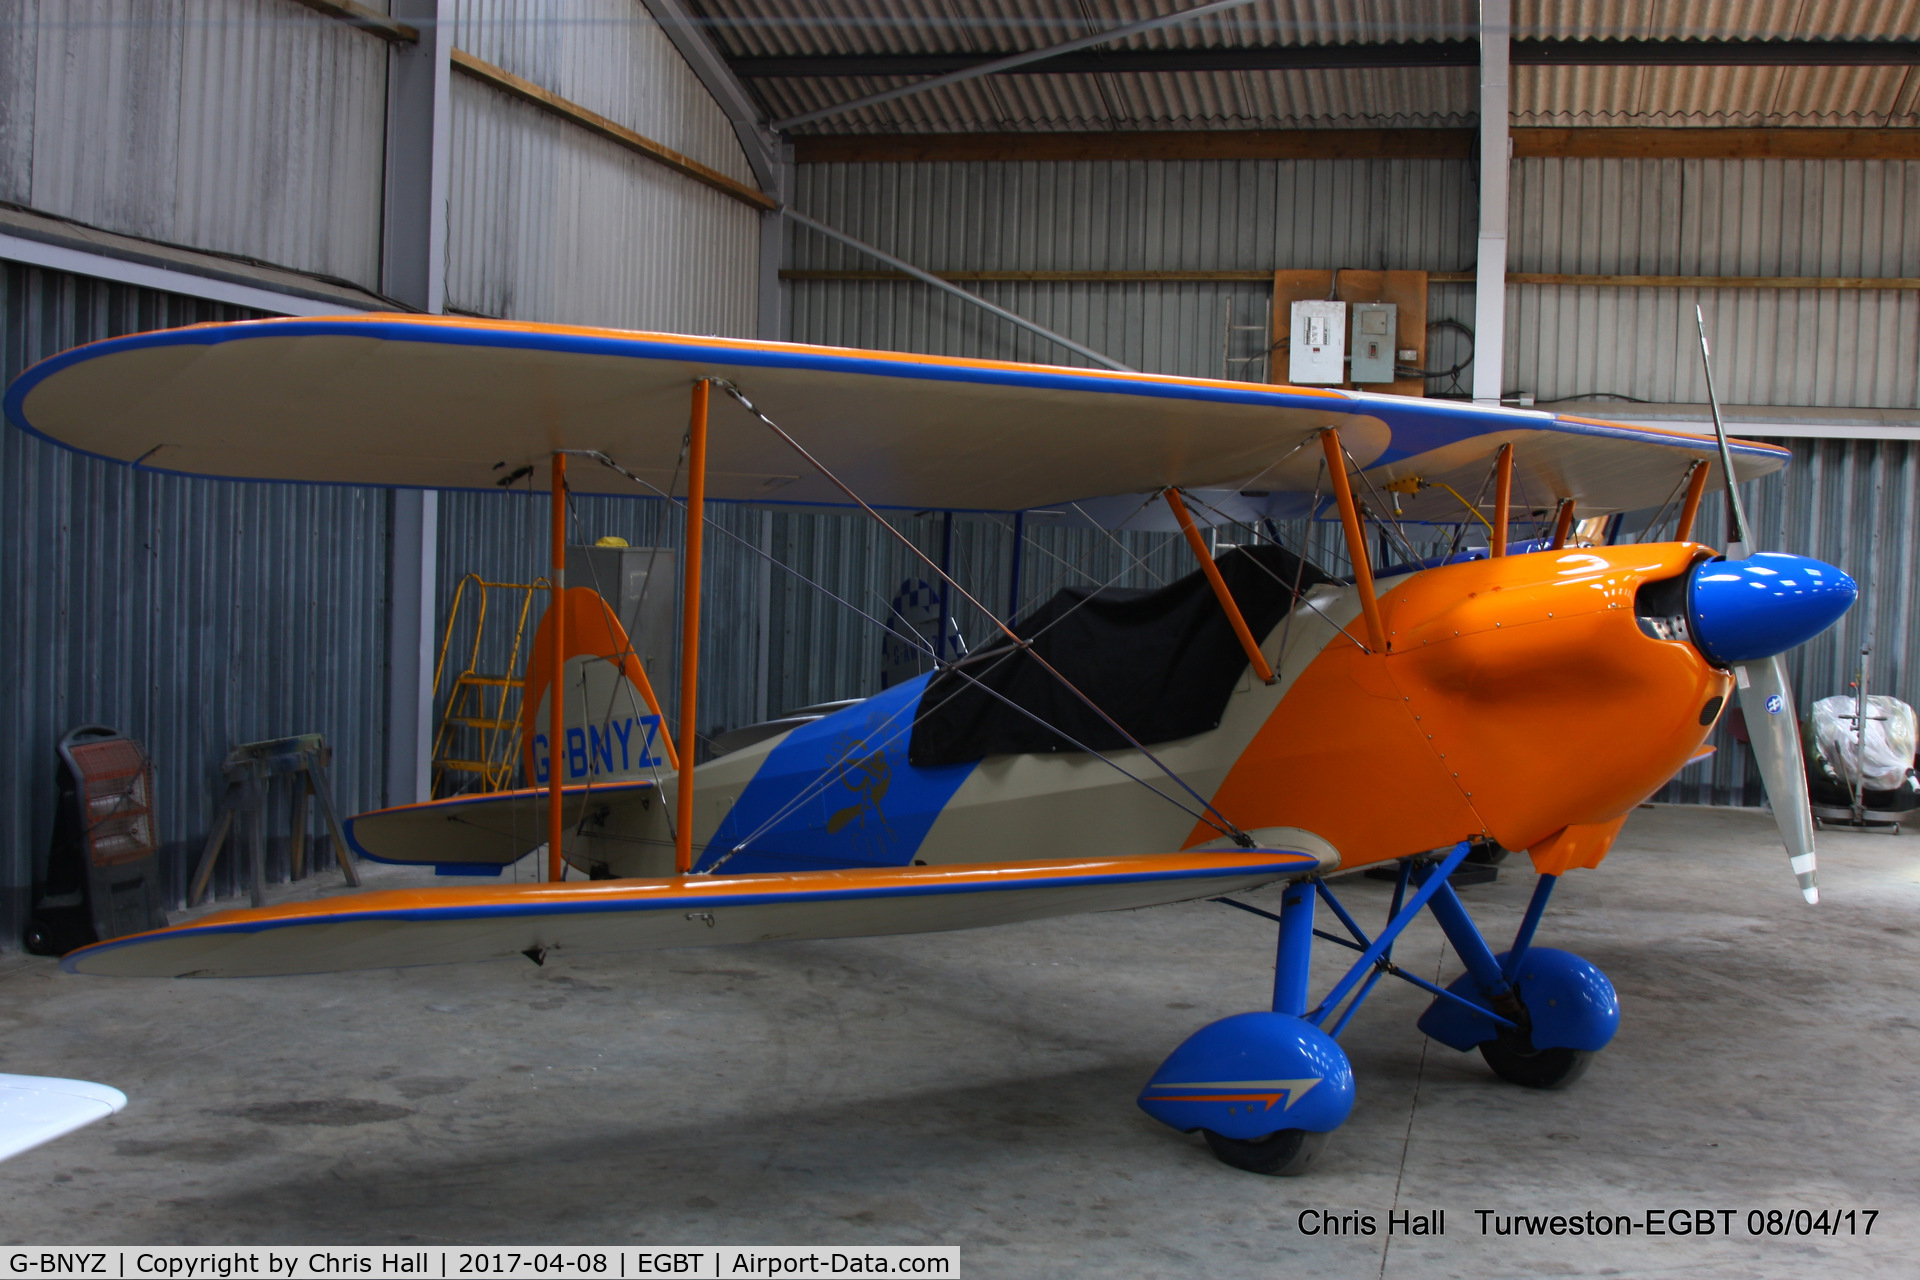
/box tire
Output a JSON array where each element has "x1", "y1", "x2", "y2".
[
  {"x1": 1464, "y1": 841, "x2": 1509, "y2": 866},
  {"x1": 1203, "y1": 1127, "x2": 1330, "y2": 1176},
  {"x1": 1479, "y1": 1039, "x2": 1594, "y2": 1090}
]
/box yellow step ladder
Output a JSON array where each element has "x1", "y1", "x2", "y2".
[{"x1": 430, "y1": 575, "x2": 550, "y2": 798}]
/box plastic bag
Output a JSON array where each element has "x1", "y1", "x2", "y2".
[{"x1": 1811, "y1": 695, "x2": 1918, "y2": 791}]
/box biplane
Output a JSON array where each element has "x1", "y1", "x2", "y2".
[{"x1": 6, "y1": 315, "x2": 1855, "y2": 1175}]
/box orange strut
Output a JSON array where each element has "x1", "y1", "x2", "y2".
[
  {"x1": 1319, "y1": 430, "x2": 1388, "y2": 654},
  {"x1": 1164, "y1": 489, "x2": 1274, "y2": 683},
  {"x1": 581, "y1": 591, "x2": 679, "y2": 771},
  {"x1": 1491, "y1": 443, "x2": 1513, "y2": 557},
  {"x1": 1549, "y1": 497, "x2": 1577, "y2": 550},
  {"x1": 674, "y1": 381, "x2": 710, "y2": 875},
  {"x1": 1674, "y1": 460, "x2": 1711, "y2": 542},
  {"x1": 547, "y1": 452, "x2": 567, "y2": 883}
]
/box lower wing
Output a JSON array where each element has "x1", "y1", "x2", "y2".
[
  {"x1": 63, "y1": 850, "x2": 1317, "y2": 978},
  {"x1": 0, "y1": 1075, "x2": 127, "y2": 1162}
]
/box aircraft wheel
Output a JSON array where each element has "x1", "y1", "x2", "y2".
[
  {"x1": 1479, "y1": 1039, "x2": 1594, "y2": 1090},
  {"x1": 1203, "y1": 1127, "x2": 1329, "y2": 1176}
]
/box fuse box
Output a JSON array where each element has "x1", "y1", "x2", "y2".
[
  {"x1": 1288, "y1": 300, "x2": 1348, "y2": 384},
  {"x1": 1350, "y1": 303, "x2": 1398, "y2": 383}
]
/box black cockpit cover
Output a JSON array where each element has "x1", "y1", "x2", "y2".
[{"x1": 909, "y1": 544, "x2": 1330, "y2": 766}]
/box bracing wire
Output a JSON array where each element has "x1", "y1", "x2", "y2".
[
  {"x1": 710, "y1": 383, "x2": 1256, "y2": 847},
  {"x1": 573, "y1": 451, "x2": 1246, "y2": 864}
]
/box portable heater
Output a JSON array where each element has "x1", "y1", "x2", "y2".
[{"x1": 24, "y1": 726, "x2": 168, "y2": 955}]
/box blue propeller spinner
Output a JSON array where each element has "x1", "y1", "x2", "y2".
[{"x1": 1686, "y1": 552, "x2": 1858, "y2": 667}]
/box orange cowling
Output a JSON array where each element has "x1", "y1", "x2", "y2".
[
  {"x1": 521, "y1": 586, "x2": 675, "y2": 778},
  {"x1": 1529, "y1": 815, "x2": 1631, "y2": 875},
  {"x1": 1195, "y1": 544, "x2": 1730, "y2": 869}
]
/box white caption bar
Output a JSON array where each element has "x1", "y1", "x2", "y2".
[{"x1": 2, "y1": 1249, "x2": 959, "y2": 1279}]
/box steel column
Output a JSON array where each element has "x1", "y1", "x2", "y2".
[
  {"x1": 1006, "y1": 510, "x2": 1026, "y2": 623},
  {"x1": 382, "y1": 0, "x2": 453, "y2": 313},
  {"x1": 385, "y1": 488, "x2": 437, "y2": 808},
  {"x1": 1473, "y1": 0, "x2": 1512, "y2": 406}
]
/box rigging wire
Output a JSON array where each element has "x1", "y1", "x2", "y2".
[
  {"x1": 1442, "y1": 461, "x2": 1499, "y2": 563},
  {"x1": 1637, "y1": 462, "x2": 1702, "y2": 546},
  {"x1": 560, "y1": 504, "x2": 679, "y2": 859},
  {"x1": 575, "y1": 452, "x2": 1245, "y2": 863},
  {"x1": 710, "y1": 384, "x2": 1256, "y2": 848},
  {"x1": 1180, "y1": 485, "x2": 1371, "y2": 656}
]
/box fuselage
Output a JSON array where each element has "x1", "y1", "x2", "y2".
[{"x1": 570, "y1": 542, "x2": 1728, "y2": 880}]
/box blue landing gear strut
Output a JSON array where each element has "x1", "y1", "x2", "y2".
[{"x1": 1139, "y1": 842, "x2": 1620, "y2": 1174}]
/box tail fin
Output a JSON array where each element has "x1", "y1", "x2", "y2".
[{"x1": 522, "y1": 587, "x2": 678, "y2": 785}]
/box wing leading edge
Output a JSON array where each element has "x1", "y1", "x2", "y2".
[{"x1": 62, "y1": 850, "x2": 1318, "y2": 979}]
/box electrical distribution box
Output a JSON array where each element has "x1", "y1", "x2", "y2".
[
  {"x1": 1288, "y1": 300, "x2": 1347, "y2": 384},
  {"x1": 1350, "y1": 303, "x2": 1398, "y2": 384},
  {"x1": 568, "y1": 543, "x2": 679, "y2": 698}
]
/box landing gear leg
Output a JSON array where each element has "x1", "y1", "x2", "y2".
[
  {"x1": 1139, "y1": 880, "x2": 1354, "y2": 1176},
  {"x1": 1416, "y1": 871, "x2": 1621, "y2": 1081}
]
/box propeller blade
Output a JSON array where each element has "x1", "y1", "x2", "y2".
[
  {"x1": 1733, "y1": 656, "x2": 1819, "y2": 903},
  {"x1": 1698, "y1": 307, "x2": 1824, "y2": 903}
]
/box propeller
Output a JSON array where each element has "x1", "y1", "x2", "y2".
[{"x1": 1694, "y1": 306, "x2": 1850, "y2": 903}]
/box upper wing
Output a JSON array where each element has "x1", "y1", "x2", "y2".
[
  {"x1": 0, "y1": 1074, "x2": 127, "y2": 1162},
  {"x1": 6, "y1": 316, "x2": 1787, "y2": 516},
  {"x1": 63, "y1": 850, "x2": 1317, "y2": 978}
]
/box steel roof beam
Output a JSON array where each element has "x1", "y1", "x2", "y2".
[
  {"x1": 767, "y1": 0, "x2": 1269, "y2": 131},
  {"x1": 737, "y1": 38, "x2": 1920, "y2": 80}
]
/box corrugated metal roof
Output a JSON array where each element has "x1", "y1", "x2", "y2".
[
  {"x1": 696, "y1": 0, "x2": 1919, "y2": 54},
  {"x1": 1514, "y1": 0, "x2": 1920, "y2": 42},
  {"x1": 693, "y1": 2, "x2": 1473, "y2": 58},
  {"x1": 1515, "y1": 63, "x2": 1920, "y2": 127},
  {"x1": 754, "y1": 64, "x2": 1476, "y2": 131},
  {"x1": 690, "y1": 0, "x2": 1920, "y2": 132}
]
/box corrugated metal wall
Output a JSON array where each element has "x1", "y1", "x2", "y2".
[
  {"x1": 788, "y1": 155, "x2": 1920, "y2": 408},
  {"x1": 1506, "y1": 158, "x2": 1920, "y2": 406},
  {"x1": 786, "y1": 151, "x2": 1918, "y2": 815},
  {"x1": 1658, "y1": 437, "x2": 1919, "y2": 806},
  {"x1": 787, "y1": 158, "x2": 1478, "y2": 380},
  {"x1": 432, "y1": 489, "x2": 1194, "y2": 775},
  {"x1": 0, "y1": 262, "x2": 393, "y2": 939},
  {"x1": 2, "y1": 0, "x2": 389, "y2": 290},
  {"x1": 445, "y1": 0, "x2": 761, "y2": 332}
]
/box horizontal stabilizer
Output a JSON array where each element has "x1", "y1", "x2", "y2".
[
  {"x1": 63, "y1": 850, "x2": 1318, "y2": 979},
  {"x1": 346, "y1": 780, "x2": 658, "y2": 871}
]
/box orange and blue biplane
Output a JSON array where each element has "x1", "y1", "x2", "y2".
[{"x1": 5, "y1": 315, "x2": 1854, "y2": 1175}]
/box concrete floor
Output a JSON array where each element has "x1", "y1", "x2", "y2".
[{"x1": 1, "y1": 805, "x2": 1916, "y2": 1277}]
